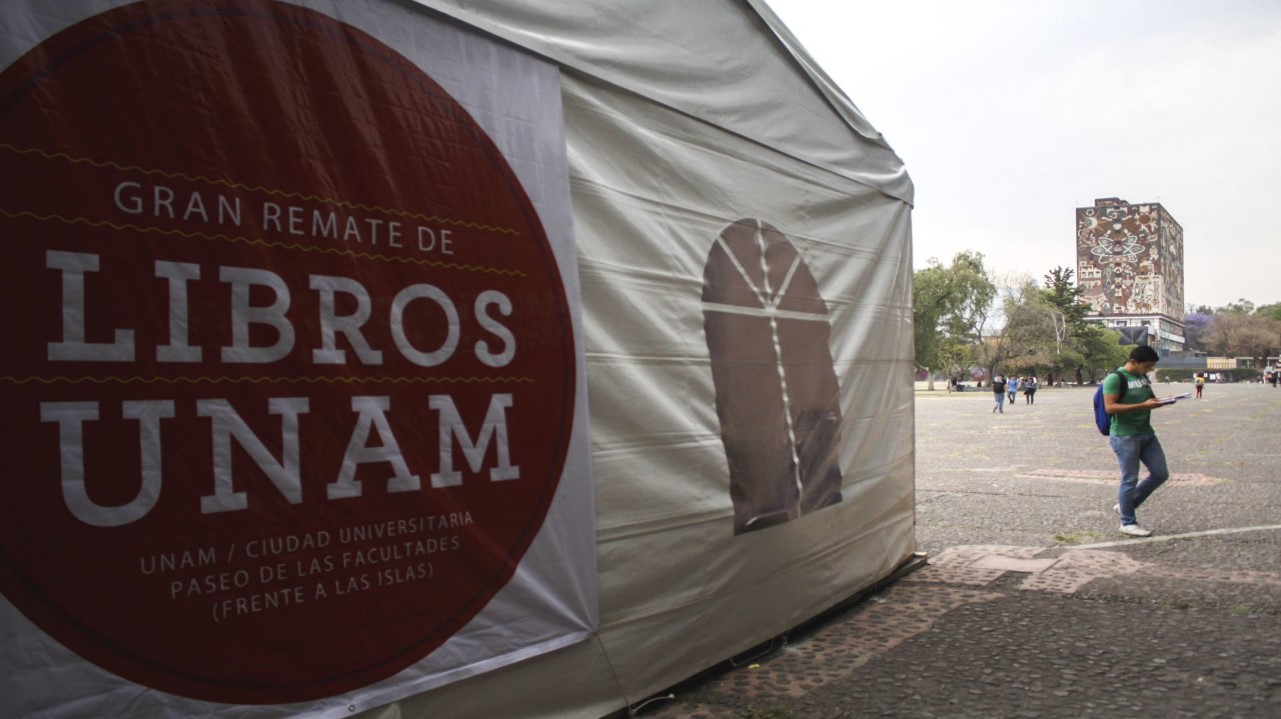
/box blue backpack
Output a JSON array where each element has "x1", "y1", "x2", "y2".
[{"x1": 1092, "y1": 371, "x2": 1125, "y2": 435}]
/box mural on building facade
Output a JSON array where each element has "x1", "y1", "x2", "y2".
[{"x1": 1075, "y1": 201, "x2": 1184, "y2": 318}]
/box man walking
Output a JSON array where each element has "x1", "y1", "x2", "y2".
[
  {"x1": 991, "y1": 375, "x2": 1006, "y2": 414},
  {"x1": 1103, "y1": 345, "x2": 1170, "y2": 537}
]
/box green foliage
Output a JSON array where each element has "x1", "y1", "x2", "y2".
[
  {"x1": 1083, "y1": 326, "x2": 1130, "y2": 375},
  {"x1": 739, "y1": 707, "x2": 794, "y2": 719},
  {"x1": 1256, "y1": 302, "x2": 1281, "y2": 322},
  {"x1": 913, "y1": 251, "x2": 995, "y2": 380},
  {"x1": 1157, "y1": 368, "x2": 1262, "y2": 383},
  {"x1": 913, "y1": 257, "x2": 1142, "y2": 384},
  {"x1": 906, "y1": 258, "x2": 1281, "y2": 385},
  {"x1": 1042, "y1": 265, "x2": 1091, "y2": 333},
  {"x1": 999, "y1": 278, "x2": 1061, "y2": 374},
  {"x1": 995, "y1": 267, "x2": 1128, "y2": 382},
  {"x1": 1216, "y1": 298, "x2": 1256, "y2": 315}
]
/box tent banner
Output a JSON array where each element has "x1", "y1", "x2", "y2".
[{"x1": 0, "y1": 1, "x2": 595, "y2": 717}]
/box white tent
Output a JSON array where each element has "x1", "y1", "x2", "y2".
[{"x1": 0, "y1": 2, "x2": 915, "y2": 718}]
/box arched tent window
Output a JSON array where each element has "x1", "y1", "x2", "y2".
[{"x1": 702, "y1": 219, "x2": 844, "y2": 535}]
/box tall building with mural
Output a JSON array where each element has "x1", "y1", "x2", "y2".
[{"x1": 1075, "y1": 197, "x2": 1185, "y2": 351}]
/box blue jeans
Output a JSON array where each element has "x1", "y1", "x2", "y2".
[
  {"x1": 993, "y1": 393, "x2": 1004, "y2": 412},
  {"x1": 1109, "y1": 433, "x2": 1169, "y2": 525}
]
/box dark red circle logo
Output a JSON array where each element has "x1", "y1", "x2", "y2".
[{"x1": 0, "y1": 0, "x2": 574, "y2": 704}]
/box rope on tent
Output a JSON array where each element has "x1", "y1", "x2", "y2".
[
  {"x1": 627, "y1": 692, "x2": 676, "y2": 717},
  {"x1": 732, "y1": 634, "x2": 788, "y2": 668},
  {"x1": 595, "y1": 630, "x2": 679, "y2": 717}
]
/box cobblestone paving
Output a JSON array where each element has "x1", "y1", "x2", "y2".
[{"x1": 644, "y1": 539, "x2": 1281, "y2": 718}]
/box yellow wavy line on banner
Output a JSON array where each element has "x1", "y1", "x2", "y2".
[
  {"x1": 0, "y1": 376, "x2": 534, "y2": 385},
  {"x1": 0, "y1": 209, "x2": 528, "y2": 277},
  {"x1": 0, "y1": 143, "x2": 520, "y2": 235}
]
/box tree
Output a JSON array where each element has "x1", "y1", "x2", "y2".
[
  {"x1": 1182, "y1": 312, "x2": 1212, "y2": 352},
  {"x1": 912, "y1": 252, "x2": 996, "y2": 390},
  {"x1": 1000, "y1": 265, "x2": 1130, "y2": 383},
  {"x1": 1216, "y1": 298, "x2": 1256, "y2": 315},
  {"x1": 1202, "y1": 313, "x2": 1281, "y2": 368},
  {"x1": 912, "y1": 265, "x2": 949, "y2": 386},
  {"x1": 1254, "y1": 302, "x2": 1281, "y2": 322},
  {"x1": 1042, "y1": 266, "x2": 1091, "y2": 333},
  {"x1": 1034, "y1": 266, "x2": 1098, "y2": 382},
  {"x1": 999, "y1": 278, "x2": 1061, "y2": 377},
  {"x1": 1182, "y1": 300, "x2": 1281, "y2": 359},
  {"x1": 1077, "y1": 324, "x2": 1131, "y2": 382}
]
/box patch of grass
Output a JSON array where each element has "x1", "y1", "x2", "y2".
[
  {"x1": 1161, "y1": 598, "x2": 1215, "y2": 611},
  {"x1": 740, "y1": 707, "x2": 795, "y2": 719},
  {"x1": 1053, "y1": 531, "x2": 1103, "y2": 544}
]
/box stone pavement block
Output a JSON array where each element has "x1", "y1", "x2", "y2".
[
  {"x1": 904, "y1": 563, "x2": 1004, "y2": 586},
  {"x1": 969, "y1": 555, "x2": 1058, "y2": 573}
]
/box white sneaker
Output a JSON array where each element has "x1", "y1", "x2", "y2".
[
  {"x1": 1113, "y1": 503, "x2": 1120, "y2": 515},
  {"x1": 1119, "y1": 524, "x2": 1152, "y2": 537}
]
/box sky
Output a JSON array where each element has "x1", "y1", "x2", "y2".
[{"x1": 767, "y1": 0, "x2": 1281, "y2": 311}]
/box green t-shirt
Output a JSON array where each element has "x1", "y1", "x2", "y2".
[{"x1": 1103, "y1": 366, "x2": 1156, "y2": 436}]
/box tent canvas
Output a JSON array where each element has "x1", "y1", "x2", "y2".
[
  {"x1": 378, "y1": 4, "x2": 917, "y2": 715},
  {"x1": 0, "y1": 1, "x2": 915, "y2": 718}
]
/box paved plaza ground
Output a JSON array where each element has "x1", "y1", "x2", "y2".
[{"x1": 641, "y1": 380, "x2": 1281, "y2": 718}]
